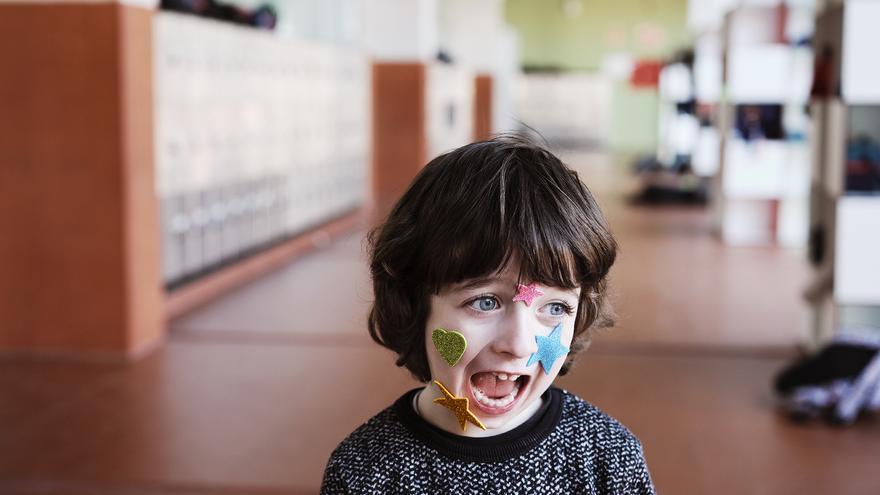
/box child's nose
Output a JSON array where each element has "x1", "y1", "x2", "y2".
[{"x1": 491, "y1": 306, "x2": 538, "y2": 359}]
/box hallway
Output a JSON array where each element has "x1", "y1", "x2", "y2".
[{"x1": 2, "y1": 153, "x2": 879, "y2": 494}]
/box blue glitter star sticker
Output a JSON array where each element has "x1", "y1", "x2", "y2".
[{"x1": 527, "y1": 324, "x2": 569, "y2": 375}]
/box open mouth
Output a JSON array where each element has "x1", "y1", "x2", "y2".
[{"x1": 469, "y1": 371, "x2": 530, "y2": 414}]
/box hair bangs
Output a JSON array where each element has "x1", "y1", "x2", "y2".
[
  {"x1": 418, "y1": 150, "x2": 593, "y2": 293},
  {"x1": 418, "y1": 167, "x2": 517, "y2": 293},
  {"x1": 506, "y1": 166, "x2": 587, "y2": 291}
]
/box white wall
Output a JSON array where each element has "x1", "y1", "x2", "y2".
[
  {"x1": 437, "y1": 0, "x2": 521, "y2": 133},
  {"x1": 362, "y1": 0, "x2": 438, "y2": 61},
  {"x1": 514, "y1": 73, "x2": 612, "y2": 148}
]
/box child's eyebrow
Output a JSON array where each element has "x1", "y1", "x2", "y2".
[
  {"x1": 455, "y1": 277, "x2": 501, "y2": 291},
  {"x1": 554, "y1": 288, "x2": 581, "y2": 299}
]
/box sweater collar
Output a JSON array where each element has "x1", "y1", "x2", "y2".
[{"x1": 392, "y1": 386, "x2": 563, "y2": 463}]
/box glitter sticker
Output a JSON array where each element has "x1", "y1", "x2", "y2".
[
  {"x1": 512, "y1": 282, "x2": 544, "y2": 306},
  {"x1": 432, "y1": 379, "x2": 486, "y2": 432},
  {"x1": 527, "y1": 324, "x2": 569, "y2": 375},
  {"x1": 431, "y1": 328, "x2": 467, "y2": 367}
]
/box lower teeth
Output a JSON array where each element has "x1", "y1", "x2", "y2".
[{"x1": 473, "y1": 384, "x2": 520, "y2": 407}]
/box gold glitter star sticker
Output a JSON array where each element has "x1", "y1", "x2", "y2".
[{"x1": 432, "y1": 380, "x2": 486, "y2": 432}]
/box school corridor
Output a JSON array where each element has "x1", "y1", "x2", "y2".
[
  {"x1": 3, "y1": 0, "x2": 880, "y2": 493},
  {"x1": 2, "y1": 151, "x2": 879, "y2": 494}
]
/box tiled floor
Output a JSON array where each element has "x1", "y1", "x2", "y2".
[{"x1": 2, "y1": 153, "x2": 878, "y2": 494}]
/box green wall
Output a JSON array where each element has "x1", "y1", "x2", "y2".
[{"x1": 505, "y1": 0, "x2": 689, "y2": 152}]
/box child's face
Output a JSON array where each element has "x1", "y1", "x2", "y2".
[{"x1": 423, "y1": 261, "x2": 579, "y2": 434}]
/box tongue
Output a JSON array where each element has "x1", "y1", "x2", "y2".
[{"x1": 472, "y1": 372, "x2": 517, "y2": 398}]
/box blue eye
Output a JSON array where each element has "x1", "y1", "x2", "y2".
[
  {"x1": 548, "y1": 302, "x2": 572, "y2": 316},
  {"x1": 471, "y1": 296, "x2": 499, "y2": 312}
]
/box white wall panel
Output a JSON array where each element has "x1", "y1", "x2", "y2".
[
  {"x1": 363, "y1": 0, "x2": 437, "y2": 61},
  {"x1": 425, "y1": 64, "x2": 475, "y2": 159}
]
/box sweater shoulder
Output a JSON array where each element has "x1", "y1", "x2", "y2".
[
  {"x1": 321, "y1": 403, "x2": 424, "y2": 493},
  {"x1": 559, "y1": 389, "x2": 643, "y2": 448},
  {"x1": 557, "y1": 389, "x2": 655, "y2": 493}
]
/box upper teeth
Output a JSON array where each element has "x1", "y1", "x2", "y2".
[{"x1": 492, "y1": 372, "x2": 521, "y2": 381}]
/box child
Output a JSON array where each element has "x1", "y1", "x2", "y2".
[{"x1": 321, "y1": 136, "x2": 655, "y2": 494}]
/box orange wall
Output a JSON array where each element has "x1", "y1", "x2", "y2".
[
  {"x1": 0, "y1": 4, "x2": 162, "y2": 358},
  {"x1": 474, "y1": 74, "x2": 493, "y2": 141},
  {"x1": 371, "y1": 63, "x2": 427, "y2": 205}
]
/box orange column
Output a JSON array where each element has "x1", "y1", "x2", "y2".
[
  {"x1": 371, "y1": 62, "x2": 427, "y2": 206},
  {"x1": 474, "y1": 74, "x2": 493, "y2": 141},
  {"x1": 0, "y1": 3, "x2": 163, "y2": 359}
]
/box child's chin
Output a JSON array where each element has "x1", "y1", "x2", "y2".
[{"x1": 473, "y1": 394, "x2": 536, "y2": 431}]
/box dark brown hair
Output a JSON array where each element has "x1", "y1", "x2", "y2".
[{"x1": 367, "y1": 135, "x2": 617, "y2": 382}]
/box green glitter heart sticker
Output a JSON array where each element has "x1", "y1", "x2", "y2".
[{"x1": 431, "y1": 328, "x2": 467, "y2": 367}]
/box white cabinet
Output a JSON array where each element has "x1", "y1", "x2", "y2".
[
  {"x1": 841, "y1": 0, "x2": 880, "y2": 104},
  {"x1": 834, "y1": 197, "x2": 880, "y2": 305}
]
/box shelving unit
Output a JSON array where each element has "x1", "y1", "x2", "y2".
[
  {"x1": 715, "y1": 1, "x2": 814, "y2": 246},
  {"x1": 691, "y1": 31, "x2": 723, "y2": 180},
  {"x1": 627, "y1": 50, "x2": 714, "y2": 204},
  {"x1": 806, "y1": 0, "x2": 880, "y2": 345}
]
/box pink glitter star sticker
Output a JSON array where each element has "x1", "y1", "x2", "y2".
[{"x1": 513, "y1": 283, "x2": 544, "y2": 306}]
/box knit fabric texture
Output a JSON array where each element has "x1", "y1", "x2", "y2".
[{"x1": 321, "y1": 387, "x2": 655, "y2": 494}]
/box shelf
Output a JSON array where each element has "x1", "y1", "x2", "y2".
[
  {"x1": 834, "y1": 196, "x2": 880, "y2": 305},
  {"x1": 727, "y1": 45, "x2": 811, "y2": 104},
  {"x1": 722, "y1": 139, "x2": 810, "y2": 200},
  {"x1": 720, "y1": 198, "x2": 776, "y2": 246},
  {"x1": 813, "y1": 0, "x2": 880, "y2": 103},
  {"x1": 841, "y1": 0, "x2": 880, "y2": 103},
  {"x1": 843, "y1": 105, "x2": 880, "y2": 193},
  {"x1": 803, "y1": 0, "x2": 880, "y2": 345},
  {"x1": 725, "y1": 5, "x2": 785, "y2": 47}
]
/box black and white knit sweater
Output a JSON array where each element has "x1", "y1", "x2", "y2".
[{"x1": 321, "y1": 387, "x2": 655, "y2": 494}]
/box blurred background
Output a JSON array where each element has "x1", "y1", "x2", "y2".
[{"x1": 2, "y1": 0, "x2": 880, "y2": 493}]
